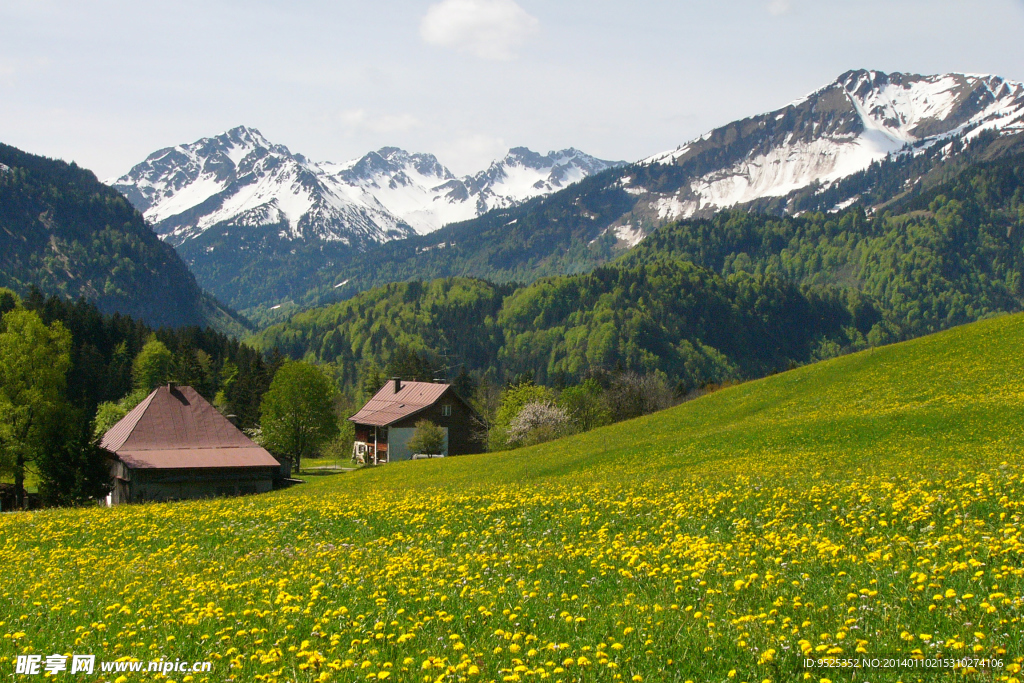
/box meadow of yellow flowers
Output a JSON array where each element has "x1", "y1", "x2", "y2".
[{"x1": 3, "y1": 313, "x2": 1024, "y2": 682}]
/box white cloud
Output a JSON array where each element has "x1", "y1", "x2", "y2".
[
  {"x1": 419, "y1": 0, "x2": 539, "y2": 61},
  {"x1": 340, "y1": 109, "x2": 421, "y2": 134},
  {"x1": 767, "y1": 0, "x2": 792, "y2": 15}
]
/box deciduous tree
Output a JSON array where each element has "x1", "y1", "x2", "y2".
[
  {"x1": 489, "y1": 381, "x2": 554, "y2": 451},
  {"x1": 260, "y1": 360, "x2": 339, "y2": 473},
  {"x1": 506, "y1": 401, "x2": 569, "y2": 447},
  {"x1": 0, "y1": 308, "x2": 72, "y2": 508},
  {"x1": 132, "y1": 336, "x2": 173, "y2": 392},
  {"x1": 407, "y1": 419, "x2": 446, "y2": 456}
]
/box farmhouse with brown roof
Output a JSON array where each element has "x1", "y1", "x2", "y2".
[
  {"x1": 100, "y1": 384, "x2": 281, "y2": 504},
  {"x1": 349, "y1": 379, "x2": 484, "y2": 463}
]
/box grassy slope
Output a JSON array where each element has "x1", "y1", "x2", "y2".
[{"x1": 2, "y1": 314, "x2": 1024, "y2": 683}]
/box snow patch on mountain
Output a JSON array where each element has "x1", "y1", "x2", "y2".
[
  {"x1": 687, "y1": 134, "x2": 886, "y2": 213},
  {"x1": 643, "y1": 71, "x2": 1024, "y2": 222},
  {"x1": 613, "y1": 223, "x2": 645, "y2": 248},
  {"x1": 651, "y1": 196, "x2": 694, "y2": 220}
]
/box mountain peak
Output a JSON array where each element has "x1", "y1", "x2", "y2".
[
  {"x1": 498, "y1": 146, "x2": 623, "y2": 171},
  {"x1": 376, "y1": 146, "x2": 408, "y2": 159},
  {"x1": 223, "y1": 124, "x2": 265, "y2": 141}
]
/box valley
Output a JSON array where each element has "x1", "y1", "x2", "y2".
[{"x1": 3, "y1": 63, "x2": 1024, "y2": 683}]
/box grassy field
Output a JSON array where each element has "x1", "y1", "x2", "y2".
[{"x1": 3, "y1": 313, "x2": 1024, "y2": 682}]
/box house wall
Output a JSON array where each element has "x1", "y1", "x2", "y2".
[
  {"x1": 391, "y1": 389, "x2": 484, "y2": 456},
  {"x1": 113, "y1": 467, "x2": 276, "y2": 504}
]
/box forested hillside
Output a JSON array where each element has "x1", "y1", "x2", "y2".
[
  {"x1": 627, "y1": 150, "x2": 1024, "y2": 337},
  {"x1": 256, "y1": 264, "x2": 867, "y2": 396},
  {"x1": 0, "y1": 143, "x2": 245, "y2": 333}
]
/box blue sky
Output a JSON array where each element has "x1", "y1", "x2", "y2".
[{"x1": 1, "y1": 0, "x2": 1022, "y2": 178}]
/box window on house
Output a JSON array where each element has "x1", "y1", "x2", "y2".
[{"x1": 441, "y1": 404, "x2": 452, "y2": 417}]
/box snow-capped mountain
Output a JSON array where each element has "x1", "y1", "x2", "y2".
[
  {"x1": 468, "y1": 147, "x2": 621, "y2": 212},
  {"x1": 109, "y1": 128, "x2": 624, "y2": 244},
  {"x1": 318, "y1": 69, "x2": 1024, "y2": 310},
  {"x1": 616, "y1": 70, "x2": 1024, "y2": 236}
]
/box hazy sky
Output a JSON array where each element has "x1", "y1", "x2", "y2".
[{"x1": 2, "y1": 0, "x2": 1022, "y2": 179}]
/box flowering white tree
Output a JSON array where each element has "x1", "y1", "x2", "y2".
[{"x1": 506, "y1": 400, "x2": 569, "y2": 447}]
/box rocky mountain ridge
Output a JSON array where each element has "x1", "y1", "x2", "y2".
[{"x1": 110, "y1": 128, "x2": 624, "y2": 243}]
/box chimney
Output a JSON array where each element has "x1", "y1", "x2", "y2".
[
  {"x1": 393, "y1": 378, "x2": 402, "y2": 393},
  {"x1": 167, "y1": 381, "x2": 177, "y2": 391}
]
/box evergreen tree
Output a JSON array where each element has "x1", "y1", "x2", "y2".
[
  {"x1": 386, "y1": 346, "x2": 436, "y2": 382},
  {"x1": 0, "y1": 288, "x2": 18, "y2": 316},
  {"x1": 37, "y1": 411, "x2": 111, "y2": 506},
  {"x1": 451, "y1": 366, "x2": 476, "y2": 401}
]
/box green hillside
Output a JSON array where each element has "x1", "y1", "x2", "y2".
[
  {"x1": 0, "y1": 143, "x2": 246, "y2": 333},
  {"x1": 3, "y1": 314, "x2": 1023, "y2": 682},
  {"x1": 351, "y1": 309, "x2": 1024, "y2": 493},
  {"x1": 255, "y1": 262, "x2": 868, "y2": 395}
]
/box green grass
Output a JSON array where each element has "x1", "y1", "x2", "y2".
[
  {"x1": 2, "y1": 314, "x2": 1024, "y2": 683},
  {"x1": 299, "y1": 455, "x2": 362, "y2": 474}
]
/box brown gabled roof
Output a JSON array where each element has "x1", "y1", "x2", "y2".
[
  {"x1": 349, "y1": 380, "x2": 451, "y2": 427},
  {"x1": 114, "y1": 448, "x2": 279, "y2": 470},
  {"x1": 100, "y1": 385, "x2": 279, "y2": 469}
]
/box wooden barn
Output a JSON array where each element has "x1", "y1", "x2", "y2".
[
  {"x1": 349, "y1": 379, "x2": 484, "y2": 464},
  {"x1": 100, "y1": 384, "x2": 281, "y2": 504}
]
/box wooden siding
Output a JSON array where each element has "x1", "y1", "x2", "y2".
[{"x1": 109, "y1": 464, "x2": 276, "y2": 504}]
